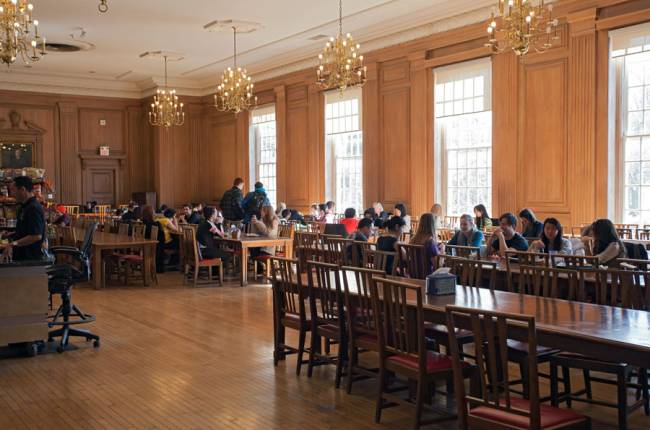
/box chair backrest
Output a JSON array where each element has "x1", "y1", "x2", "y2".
[
  {"x1": 341, "y1": 266, "x2": 385, "y2": 341},
  {"x1": 182, "y1": 226, "x2": 200, "y2": 265},
  {"x1": 80, "y1": 223, "x2": 97, "y2": 258},
  {"x1": 147, "y1": 225, "x2": 159, "y2": 242},
  {"x1": 117, "y1": 222, "x2": 129, "y2": 236},
  {"x1": 594, "y1": 268, "x2": 647, "y2": 309},
  {"x1": 295, "y1": 231, "x2": 319, "y2": 248},
  {"x1": 504, "y1": 251, "x2": 550, "y2": 292},
  {"x1": 517, "y1": 265, "x2": 585, "y2": 300},
  {"x1": 371, "y1": 277, "x2": 425, "y2": 366},
  {"x1": 61, "y1": 226, "x2": 77, "y2": 246},
  {"x1": 306, "y1": 260, "x2": 344, "y2": 325},
  {"x1": 270, "y1": 257, "x2": 306, "y2": 320},
  {"x1": 550, "y1": 254, "x2": 599, "y2": 268},
  {"x1": 453, "y1": 258, "x2": 498, "y2": 290},
  {"x1": 63, "y1": 205, "x2": 79, "y2": 216},
  {"x1": 438, "y1": 228, "x2": 454, "y2": 242},
  {"x1": 445, "y1": 244, "x2": 481, "y2": 259},
  {"x1": 616, "y1": 227, "x2": 634, "y2": 239},
  {"x1": 637, "y1": 228, "x2": 650, "y2": 240},
  {"x1": 132, "y1": 223, "x2": 145, "y2": 238},
  {"x1": 363, "y1": 249, "x2": 396, "y2": 274},
  {"x1": 410, "y1": 218, "x2": 419, "y2": 234},
  {"x1": 278, "y1": 223, "x2": 294, "y2": 239},
  {"x1": 323, "y1": 236, "x2": 352, "y2": 265},
  {"x1": 396, "y1": 243, "x2": 429, "y2": 279},
  {"x1": 352, "y1": 240, "x2": 374, "y2": 267},
  {"x1": 446, "y1": 306, "x2": 541, "y2": 430}
]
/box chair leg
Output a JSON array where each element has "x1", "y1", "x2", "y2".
[
  {"x1": 413, "y1": 378, "x2": 425, "y2": 430},
  {"x1": 375, "y1": 363, "x2": 386, "y2": 423},
  {"x1": 307, "y1": 332, "x2": 317, "y2": 378},
  {"x1": 219, "y1": 264, "x2": 224, "y2": 285},
  {"x1": 193, "y1": 266, "x2": 199, "y2": 287},
  {"x1": 296, "y1": 328, "x2": 306, "y2": 376},
  {"x1": 583, "y1": 369, "x2": 593, "y2": 399},
  {"x1": 346, "y1": 343, "x2": 355, "y2": 394},
  {"x1": 617, "y1": 369, "x2": 628, "y2": 430},
  {"x1": 519, "y1": 361, "x2": 530, "y2": 399},
  {"x1": 561, "y1": 366, "x2": 572, "y2": 408},
  {"x1": 550, "y1": 361, "x2": 559, "y2": 407},
  {"x1": 640, "y1": 368, "x2": 650, "y2": 415},
  {"x1": 335, "y1": 337, "x2": 344, "y2": 389}
]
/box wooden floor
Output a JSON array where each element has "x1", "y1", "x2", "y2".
[{"x1": 0, "y1": 273, "x2": 648, "y2": 429}]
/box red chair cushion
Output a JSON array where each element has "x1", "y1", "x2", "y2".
[
  {"x1": 198, "y1": 258, "x2": 221, "y2": 266},
  {"x1": 470, "y1": 397, "x2": 587, "y2": 429},
  {"x1": 387, "y1": 351, "x2": 456, "y2": 374}
]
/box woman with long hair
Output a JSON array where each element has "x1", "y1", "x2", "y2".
[
  {"x1": 393, "y1": 203, "x2": 411, "y2": 233},
  {"x1": 519, "y1": 208, "x2": 543, "y2": 238},
  {"x1": 376, "y1": 216, "x2": 405, "y2": 274},
  {"x1": 531, "y1": 218, "x2": 572, "y2": 254},
  {"x1": 410, "y1": 212, "x2": 442, "y2": 274},
  {"x1": 473, "y1": 204, "x2": 492, "y2": 231},
  {"x1": 251, "y1": 205, "x2": 280, "y2": 256},
  {"x1": 591, "y1": 219, "x2": 626, "y2": 264}
]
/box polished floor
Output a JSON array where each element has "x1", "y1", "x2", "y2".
[{"x1": 0, "y1": 273, "x2": 648, "y2": 429}]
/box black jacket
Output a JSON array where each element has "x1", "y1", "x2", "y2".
[{"x1": 220, "y1": 187, "x2": 244, "y2": 221}]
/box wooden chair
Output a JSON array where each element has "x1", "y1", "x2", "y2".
[
  {"x1": 306, "y1": 260, "x2": 346, "y2": 388},
  {"x1": 438, "y1": 228, "x2": 454, "y2": 242},
  {"x1": 116, "y1": 222, "x2": 153, "y2": 287},
  {"x1": 616, "y1": 228, "x2": 634, "y2": 240},
  {"x1": 396, "y1": 243, "x2": 430, "y2": 279},
  {"x1": 371, "y1": 277, "x2": 475, "y2": 428},
  {"x1": 276, "y1": 223, "x2": 294, "y2": 257},
  {"x1": 350, "y1": 240, "x2": 374, "y2": 267},
  {"x1": 295, "y1": 231, "x2": 320, "y2": 270},
  {"x1": 550, "y1": 254, "x2": 599, "y2": 269},
  {"x1": 445, "y1": 306, "x2": 590, "y2": 430},
  {"x1": 455, "y1": 258, "x2": 498, "y2": 290},
  {"x1": 270, "y1": 257, "x2": 310, "y2": 375},
  {"x1": 517, "y1": 265, "x2": 585, "y2": 300},
  {"x1": 362, "y1": 249, "x2": 396, "y2": 274},
  {"x1": 410, "y1": 218, "x2": 419, "y2": 234},
  {"x1": 551, "y1": 269, "x2": 649, "y2": 430},
  {"x1": 63, "y1": 205, "x2": 79, "y2": 217},
  {"x1": 323, "y1": 236, "x2": 352, "y2": 265},
  {"x1": 444, "y1": 216, "x2": 459, "y2": 228},
  {"x1": 341, "y1": 266, "x2": 385, "y2": 394},
  {"x1": 637, "y1": 228, "x2": 650, "y2": 240},
  {"x1": 445, "y1": 244, "x2": 481, "y2": 259},
  {"x1": 182, "y1": 226, "x2": 223, "y2": 287},
  {"x1": 131, "y1": 223, "x2": 145, "y2": 238},
  {"x1": 504, "y1": 251, "x2": 550, "y2": 292},
  {"x1": 117, "y1": 222, "x2": 129, "y2": 236}
]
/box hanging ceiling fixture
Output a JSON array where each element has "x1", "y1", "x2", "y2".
[
  {"x1": 148, "y1": 54, "x2": 185, "y2": 128},
  {"x1": 98, "y1": 0, "x2": 108, "y2": 13},
  {"x1": 213, "y1": 26, "x2": 257, "y2": 114},
  {"x1": 485, "y1": 0, "x2": 560, "y2": 57},
  {"x1": 0, "y1": 0, "x2": 46, "y2": 66},
  {"x1": 316, "y1": 0, "x2": 367, "y2": 93}
]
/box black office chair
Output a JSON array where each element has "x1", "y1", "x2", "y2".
[{"x1": 47, "y1": 223, "x2": 100, "y2": 353}]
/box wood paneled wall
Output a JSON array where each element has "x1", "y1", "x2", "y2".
[{"x1": 1, "y1": 0, "x2": 649, "y2": 220}]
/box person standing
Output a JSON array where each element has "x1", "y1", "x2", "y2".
[
  {"x1": 1, "y1": 176, "x2": 47, "y2": 261},
  {"x1": 220, "y1": 178, "x2": 246, "y2": 222},
  {"x1": 242, "y1": 182, "x2": 271, "y2": 223}
]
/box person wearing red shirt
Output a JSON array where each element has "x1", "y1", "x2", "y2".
[{"x1": 339, "y1": 207, "x2": 359, "y2": 235}]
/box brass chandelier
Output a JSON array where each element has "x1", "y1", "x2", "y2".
[
  {"x1": 316, "y1": 0, "x2": 366, "y2": 92},
  {"x1": 485, "y1": 0, "x2": 560, "y2": 57},
  {"x1": 98, "y1": 0, "x2": 108, "y2": 13},
  {"x1": 148, "y1": 55, "x2": 185, "y2": 128},
  {"x1": 214, "y1": 26, "x2": 257, "y2": 114},
  {"x1": 0, "y1": 0, "x2": 46, "y2": 66}
]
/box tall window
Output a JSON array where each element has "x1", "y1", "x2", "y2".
[
  {"x1": 249, "y1": 105, "x2": 277, "y2": 208},
  {"x1": 434, "y1": 58, "x2": 492, "y2": 217},
  {"x1": 611, "y1": 23, "x2": 650, "y2": 225},
  {"x1": 325, "y1": 88, "x2": 363, "y2": 213}
]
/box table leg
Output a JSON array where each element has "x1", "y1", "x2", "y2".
[
  {"x1": 92, "y1": 245, "x2": 102, "y2": 290},
  {"x1": 143, "y1": 244, "x2": 152, "y2": 287},
  {"x1": 286, "y1": 241, "x2": 294, "y2": 259},
  {"x1": 241, "y1": 245, "x2": 248, "y2": 287}
]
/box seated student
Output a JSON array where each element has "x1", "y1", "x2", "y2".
[
  {"x1": 250, "y1": 205, "x2": 280, "y2": 257},
  {"x1": 474, "y1": 204, "x2": 492, "y2": 231},
  {"x1": 52, "y1": 204, "x2": 71, "y2": 226},
  {"x1": 188, "y1": 203, "x2": 202, "y2": 224},
  {"x1": 346, "y1": 218, "x2": 374, "y2": 263},
  {"x1": 365, "y1": 207, "x2": 383, "y2": 228},
  {"x1": 410, "y1": 213, "x2": 442, "y2": 274},
  {"x1": 196, "y1": 206, "x2": 231, "y2": 264},
  {"x1": 325, "y1": 201, "x2": 336, "y2": 223},
  {"x1": 530, "y1": 218, "x2": 573, "y2": 255},
  {"x1": 141, "y1": 205, "x2": 165, "y2": 273},
  {"x1": 591, "y1": 218, "x2": 626, "y2": 265},
  {"x1": 121, "y1": 202, "x2": 138, "y2": 222},
  {"x1": 178, "y1": 204, "x2": 195, "y2": 224},
  {"x1": 339, "y1": 208, "x2": 359, "y2": 235},
  {"x1": 289, "y1": 209, "x2": 307, "y2": 225},
  {"x1": 279, "y1": 208, "x2": 292, "y2": 225},
  {"x1": 372, "y1": 202, "x2": 389, "y2": 223},
  {"x1": 377, "y1": 216, "x2": 406, "y2": 274},
  {"x1": 242, "y1": 181, "x2": 271, "y2": 223},
  {"x1": 489, "y1": 212, "x2": 529, "y2": 257},
  {"x1": 448, "y1": 214, "x2": 484, "y2": 247},
  {"x1": 275, "y1": 202, "x2": 287, "y2": 217},
  {"x1": 157, "y1": 208, "x2": 181, "y2": 254},
  {"x1": 308, "y1": 204, "x2": 320, "y2": 220},
  {"x1": 316, "y1": 203, "x2": 328, "y2": 223},
  {"x1": 519, "y1": 208, "x2": 543, "y2": 238},
  {"x1": 393, "y1": 203, "x2": 411, "y2": 234}
]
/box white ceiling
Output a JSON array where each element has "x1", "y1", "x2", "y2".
[{"x1": 1, "y1": 0, "x2": 495, "y2": 98}]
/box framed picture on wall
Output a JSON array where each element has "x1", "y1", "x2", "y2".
[{"x1": 0, "y1": 143, "x2": 34, "y2": 168}]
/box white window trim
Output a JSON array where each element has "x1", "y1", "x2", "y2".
[{"x1": 249, "y1": 104, "x2": 277, "y2": 207}]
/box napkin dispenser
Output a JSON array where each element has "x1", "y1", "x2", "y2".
[{"x1": 426, "y1": 268, "x2": 456, "y2": 296}]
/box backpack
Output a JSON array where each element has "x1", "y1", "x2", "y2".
[{"x1": 246, "y1": 191, "x2": 266, "y2": 215}]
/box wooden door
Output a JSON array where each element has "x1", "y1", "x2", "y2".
[{"x1": 84, "y1": 168, "x2": 115, "y2": 205}]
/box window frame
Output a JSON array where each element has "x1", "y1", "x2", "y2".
[{"x1": 249, "y1": 104, "x2": 277, "y2": 208}]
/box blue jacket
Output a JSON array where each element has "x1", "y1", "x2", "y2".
[
  {"x1": 448, "y1": 229, "x2": 484, "y2": 247},
  {"x1": 242, "y1": 187, "x2": 271, "y2": 223}
]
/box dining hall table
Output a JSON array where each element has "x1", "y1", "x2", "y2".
[
  {"x1": 218, "y1": 235, "x2": 293, "y2": 286},
  {"x1": 73, "y1": 227, "x2": 158, "y2": 289},
  {"x1": 276, "y1": 271, "x2": 650, "y2": 369}
]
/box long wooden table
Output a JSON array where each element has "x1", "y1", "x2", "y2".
[
  {"x1": 219, "y1": 235, "x2": 293, "y2": 286},
  {"x1": 74, "y1": 228, "x2": 158, "y2": 289},
  {"x1": 281, "y1": 271, "x2": 650, "y2": 368}
]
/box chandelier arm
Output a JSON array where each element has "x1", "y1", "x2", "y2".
[
  {"x1": 338, "y1": 0, "x2": 343, "y2": 36},
  {"x1": 233, "y1": 26, "x2": 237, "y2": 68},
  {"x1": 164, "y1": 55, "x2": 168, "y2": 89}
]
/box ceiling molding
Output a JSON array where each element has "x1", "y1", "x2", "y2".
[{"x1": 1, "y1": 3, "x2": 492, "y2": 99}]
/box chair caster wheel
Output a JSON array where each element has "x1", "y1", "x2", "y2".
[
  {"x1": 27, "y1": 343, "x2": 38, "y2": 357},
  {"x1": 93, "y1": 339, "x2": 100, "y2": 348},
  {"x1": 47, "y1": 337, "x2": 53, "y2": 343},
  {"x1": 56, "y1": 346, "x2": 64, "y2": 354}
]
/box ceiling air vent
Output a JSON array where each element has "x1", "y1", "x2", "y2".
[
  {"x1": 45, "y1": 39, "x2": 95, "y2": 53},
  {"x1": 309, "y1": 34, "x2": 329, "y2": 41}
]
